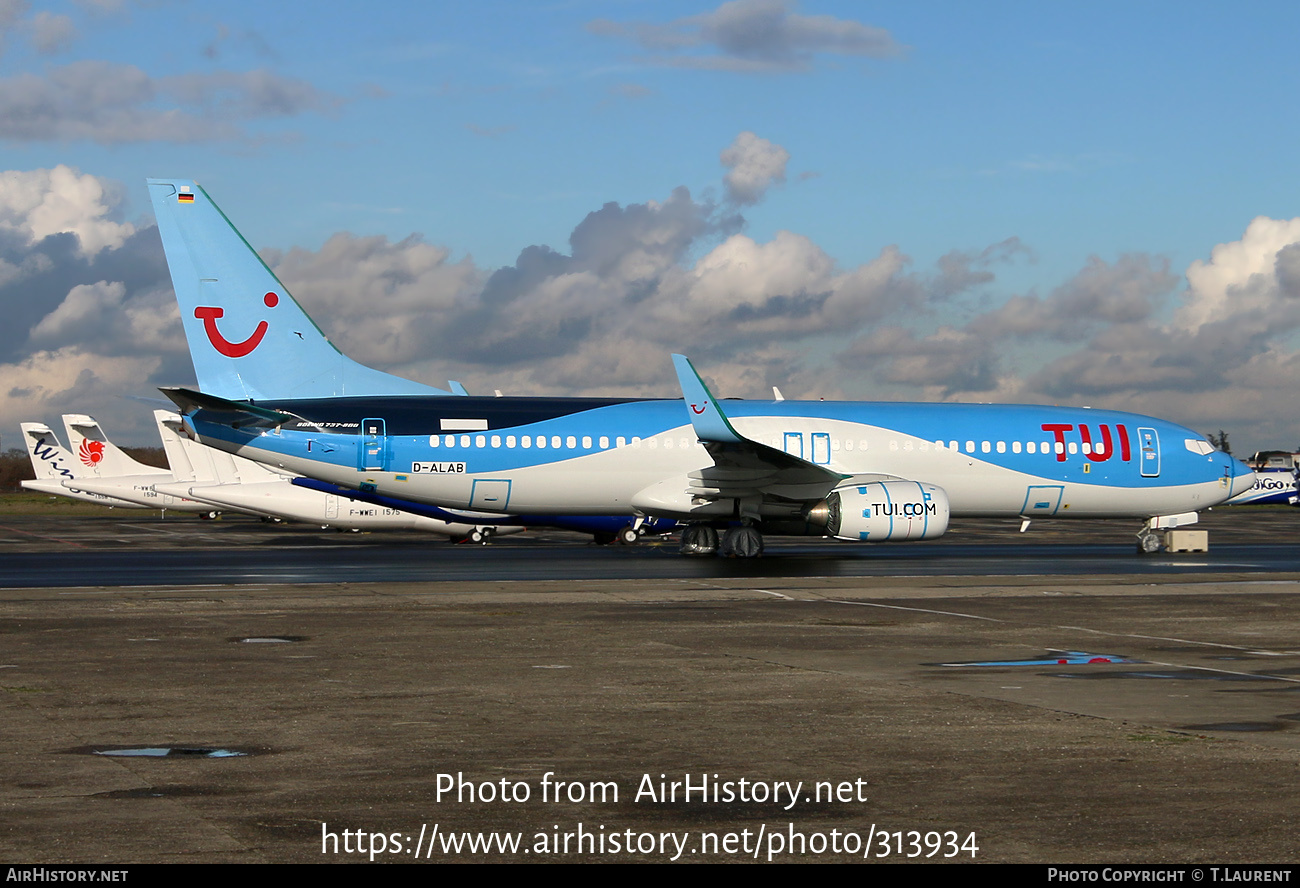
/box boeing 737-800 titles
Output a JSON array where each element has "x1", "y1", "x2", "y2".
[{"x1": 146, "y1": 178, "x2": 1256, "y2": 557}]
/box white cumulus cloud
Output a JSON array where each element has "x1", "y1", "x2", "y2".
[{"x1": 0, "y1": 165, "x2": 134, "y2": 256}]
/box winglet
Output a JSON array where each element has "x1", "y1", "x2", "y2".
[{"x1": 671, "y1": 354, "x2": 744, "y2": 444}]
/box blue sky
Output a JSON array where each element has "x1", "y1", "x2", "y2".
[{"x1": 4, "y1": 1, "x2": 1300, "y2": 454}]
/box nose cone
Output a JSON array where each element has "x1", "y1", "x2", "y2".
[{"x1": 1227, "y1": 458, "x2": 1257, "y2": 500}]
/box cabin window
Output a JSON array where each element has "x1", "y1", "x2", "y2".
[
  {"x1": 631, "y1": 437, "x2": 641, "y2": 448},
  {"x1": 1012, "y1": 441, "x2": 1022, "y2": 453},
  {"x1": 491, "y1": 435, "x2": 501, "y2": 448},
  {"x1": 445, "y1": 435, "x2": 455, "y2": 447},
  {"x1": 1068, "y1": 442, "x2": 1078, "y2": 455},
  {"x1": 860, "y1": 440, "x2": 870, "y2": 451},
  {"x1": 903, "y1": 441, "x2": 913, "y2": 451},
  {"x1": 460, "y1": 435, "x2": 471, "y2": 448},
  {"x1": 981, "y1": 441, "x2": 991, "y2": 453},
  {"x1": 1054, "y1": 441, "x2": 1064, "y2": 455},
  {"x1": 889, "y1": 440, "x2": 898, "y2": 452},
  {"x1": 617, "y1": 436, "x2": 626, "y2": 448},
  {"x1": 552, "y1": 436, "x2": 562, "y2": 449},
  {"x1": 429, "y1": 435, "x2": 439, "y2": 448},
  {"x1": 566, "y1": 436, "x2": 576, "y2": 449},
  {"x1": 476, "y1": 435, "x2": 486, "y2": 448},
  {"x1": 845, "y1": 439, "x2": 854, "y2": 452},
  {"x1": 583, "y1": 436, "x2": 592, "y2": 448},
  {"x1": 949, "y1": 440, "x2": 958, "y2": 451},
  {"x1": 996, "y1": 441, "x2": 1006, "y2": 453},
  {"x1": 965, "y1": 440, "x2": 975, "y2": 453},
  {"x1": 1026, "y1": 441, "x2": 1035, "y2": 454},
  {"x1": 831, "y1": 438, "x2": 840, "y2": 451},
  {"x1": 665, "y1": 437, "x2": 674, "y2": 449},
  {"x1": 647, "y1": 438, "x2": 658, "y2": 449},
  {"x1": 522, "y1": 436, "x2": 532, "y2": 448},
  {"x1": 507, "y1": 436, "x2": 516, "y2": 448},
  {"x1": 537, "y1": 436, "x2": 547, "y2": 449},
  {"x1": 1081, "y1": 442, "x2": 1091, "y2": 454}
]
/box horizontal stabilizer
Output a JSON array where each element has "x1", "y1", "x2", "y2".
[{"x1": 160, "y1": 387, "x2": 295, "y2": 426}]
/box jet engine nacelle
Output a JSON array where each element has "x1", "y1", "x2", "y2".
[{"x1": 818, "y1": 480, "x2": 950, "y2": 542}]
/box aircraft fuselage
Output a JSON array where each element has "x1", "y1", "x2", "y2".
[{"x1": 182, "y1": 394, "x2": 1255, "y2": 524}]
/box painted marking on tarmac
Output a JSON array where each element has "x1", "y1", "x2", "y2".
[
  {"x1": 822, "y1": 598, "x2": 1003, "y2": 622},
  {"x1": 0, "y1": 524, "x2": 86, "y2": 548},
  {"x1": 939, "y1": 651, "x2": 1137, "y2": 667},
  {"x1": 1060, "y1": 625, "x2": 1300, "y2": 658}
]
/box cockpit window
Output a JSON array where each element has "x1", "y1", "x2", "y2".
[{"x1": 1185, "y1": 439, "x2": 1215, "y2": 456}]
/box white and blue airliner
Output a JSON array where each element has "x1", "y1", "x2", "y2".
[{"x1": 146, "y1": 178, "x2": 1256, "y2": 557}]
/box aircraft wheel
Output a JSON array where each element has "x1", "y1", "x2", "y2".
[
  {"x1": 680, "y1": 525, "x2": 719, "y2": 556},
  {"x1": 468, "y1": 528, "x2": 494, "y2": 545},
  {"x1": 720, "y1": 525, "x2": 764, "y2": 558},
  {"x1": 618, "y1": 526, "x2": 641, "y2": 545},
  {"x1": 1136, "y1": 530, "x2": 1162, "y2": 554}
]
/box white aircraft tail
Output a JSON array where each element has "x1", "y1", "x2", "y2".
[
  {"x1": 154, "y1": 410, "x2": 202, "y2": 482},
  {"x1": 61, "y1": 415, "x2": 169, "y2": 479},
  {"x1": 154, "y1": 409, "x2": 284, "y2": 485},
  {"x1": 21, "y1": 423, "x2": 79, "y2": 482}
]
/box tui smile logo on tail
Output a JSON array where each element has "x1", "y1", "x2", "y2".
[{"x1": 194, "y1": 292, "x2": 279, "y2": 357}]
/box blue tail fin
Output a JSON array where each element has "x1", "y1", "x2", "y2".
[{"x1": 147, "y1": 178, "x2": 450, "y2": 400}]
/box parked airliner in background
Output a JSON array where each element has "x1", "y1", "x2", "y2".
[
  {"x1": 148, "y1": 409, "x2": 526, "y2": 538},
  {"x1": 148, "y1": 177, "x2": 1257, "y2": 557},
  {"x1": 1226, "y1": 468, "x2": 1299, "y2": 506},
  {"x1": 56, "y1": 413, "x2": 227, "y2": 516},
  {"x1": 20, "y1": 422, "x2": 147, "y2": 509}
]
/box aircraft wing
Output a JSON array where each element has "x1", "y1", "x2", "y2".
[{"x1": 671, "y1": 354, "x2": 847, "y2": 503}]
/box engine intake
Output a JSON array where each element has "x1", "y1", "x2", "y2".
[{"x1": 817, "y1": 481, "x2": 950, "y2": 542}]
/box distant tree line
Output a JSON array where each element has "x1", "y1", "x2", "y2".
[{"x1": 1206, "y1": 430, "x2": 1231, "y2": 454}]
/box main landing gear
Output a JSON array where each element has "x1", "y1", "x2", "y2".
[
  {"x1": 680, "y1": 524, "x2": 719, "y2": 556},
  {"x1": 680, "y1": 523, "x2": 764, "y2": 558}
]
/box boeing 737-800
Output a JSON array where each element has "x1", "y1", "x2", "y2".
[{"x1": 146, "y1": 178, "x2": 1256, "y2": 557}]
